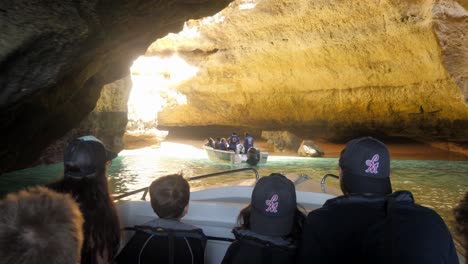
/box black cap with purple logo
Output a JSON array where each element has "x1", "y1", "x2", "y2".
[
  {"x1": 250, "y1": 173, "x2": 296, "y2": 236},
  {"x1": 339, "y1": 137, "x2": 392, "y2": 195}
]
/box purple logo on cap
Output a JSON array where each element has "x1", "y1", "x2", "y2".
[
  {"x1": 265, "y1": 194, "x2": 278, "y2": 213},
  {"x1": 365, "y1": 154, "x2": 380, "y2": 174}
]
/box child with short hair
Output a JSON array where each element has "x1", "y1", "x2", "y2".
[
  {"x1": 116, "y1": 173, "x2": 206, "y2": 264},
  {"x1": 149, "y1": 173, "x2": 190, "y2": 220}
]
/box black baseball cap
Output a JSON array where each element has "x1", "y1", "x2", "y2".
[
  {"x1": 250, "y1": 173, "x2": 296, "y2": 236},
  {"x1": 339, "y1": 137, "x2": 392, "y2": 194},
  {"x1": 63, "y1": 136, "x2": 117, "y2": 178}
]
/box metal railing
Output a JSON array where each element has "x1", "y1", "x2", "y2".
[
  {"x1": 320, "y1": 173, "x2": 339, "y2": 193},
  {"x1": 113, "y1": 168, "x2": 260, "y2": 201}
]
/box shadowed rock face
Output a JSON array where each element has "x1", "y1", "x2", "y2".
[
  {"x1": 0, "y1": 0, "x2": 232, "y2": 173},
  {"x1": 150, "y1": 0, "x2": 468, "y2": 140}
]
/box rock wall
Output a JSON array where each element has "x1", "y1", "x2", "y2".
[
  {"x1": 0, "y1": 0, "x2": 232, "y2": 173},
  {"x1": 37, "y1": 77, "x2": 131, "y2": 165},
  {"x1": 1, "y1": 0, "x2": 467, "y2": 172},
  {"x1": 150, "y1": 0, "x2": 468, "y2": 140}
]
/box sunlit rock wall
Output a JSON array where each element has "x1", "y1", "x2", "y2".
[
  {"x1": 151, "y1": 0, "x2": 468, "y2": 140},
  {"x1": 0, "y1": 0, "x2": 232, "y2": 173}
]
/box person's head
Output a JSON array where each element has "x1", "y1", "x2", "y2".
[
  {"x1": 48, "y1": 135, "x2": 120, "y2": 264},
  {"x1": 57, "y1": 135, "x2": 117, "y2": 198},
  {"x1": 232, "y1": 132, "x2": 237, "y2": 136},
  {"x1": 149, "y1": 173, "x2": 190, "y2": 219},
  {"x1": 240, "y1": 173, "x2": 300, "y2": 237},
  {"x1": 338, "y1": 137, "x2": 391, "y2": 195},
  {"x1": 0, "y1": 187, "x2": 83, "y2": 264},
  {"x1": 454, "y1": 192, "x2": 468, "y2": 254},
  {"x1": 244, "y1": 132, "x2": 249, "y2": 137},
  {"x1": 63, "y1": 135, "x2": 117, "y2": 180}
]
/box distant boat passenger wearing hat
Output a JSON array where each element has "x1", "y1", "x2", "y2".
[
  {"x1": 47, "y1": 135, "x2": 120, "y2": 264},
  {"x1": 222, "y1": 173, "x2": 306, "y2": 264},
  {"x1": 297, "y1": 137, "x2": 458, "y2": 264}
]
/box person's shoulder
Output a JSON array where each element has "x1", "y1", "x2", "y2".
[
  {"x1": 145, "y1": 218, "x2": 203, "y2": 232},
  {"x1": 405, "y1": 202, "x2": 447, "y2": 224},
  {"x1": 178, "y1": 220, "x2": 205, "y2": 232},
  {"x1": 306, "y1": 201, "x2": 342, "y2": 221},
  {"x1": 306, "y1": 195, "x2": 377, "y2": 222}
]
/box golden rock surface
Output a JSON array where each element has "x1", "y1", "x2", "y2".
[{"x1": 148, "y1": 0, "x2": 468, "y2": 137}]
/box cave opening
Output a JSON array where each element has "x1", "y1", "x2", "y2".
[{"x1": 125, "y1": 54, "x2": 197, "y2": 149}]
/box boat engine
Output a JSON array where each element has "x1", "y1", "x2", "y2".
[{"x1": 246, "y1": 148, "x2": 261, "y2": 165}]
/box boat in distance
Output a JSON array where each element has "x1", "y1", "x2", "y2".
[{"x1": 203, "y1": 145, "x2": 268, "y2": 165}]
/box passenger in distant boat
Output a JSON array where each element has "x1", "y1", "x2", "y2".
[
  {"x1": 243, "y1": 132, "x2": 254, "y2": 151},
  {"x1": 297, "y1": 137, "x2": 458, "y2": 264},
  {"x1": 215, "y1": 137, "x2": 221, "y2": 149},
  {"x1": 454, "y1": 192, "x2": 468, "y2": 255},
  {"x1": 47, "y1": 135, "x2": 120, "y2": 264},
  {"x1": 220, "y1": 137, "x2": 229, "y2": 150},
  {"x1": 116, "y1": 174, "x2": 206, "y2": 264},
  {"x1": 222, "y1": 173, "x2": 306, "y2": 264},
  {"x1": 0, "y1": 187, "x2": 84, "y2": 264},
  {"x1": 205, "y1": 137, "x2": 215, "y2": 148},
  {"x1": 228, "y1": 132, "x2": 241, "y2": 151},
  {"x1": 236, "y1": 143, "x2": 245, "y2": 155}
]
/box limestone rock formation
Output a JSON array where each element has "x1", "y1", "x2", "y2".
[
  {"x1": 298, "y1": 140, "x2": 325, "y2": 157},
  {"x1": 261, "y1": 131, "x2": 302, "y2": 152},
  {"x1": 2, "y1": 0, "x2": 468, "y2": 173},
  {"x1": 37, "y1": 77, "x2": 131, "y2": 165},
  {"x1": 0, "y1": 0, "x2": 231, "y2": 173},
  {"x1": 149, "y1": 0, "x2": 468, "y2": 140}
]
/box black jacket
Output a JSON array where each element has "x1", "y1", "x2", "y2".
[
  {"x1": 116, "y1": 219, "x2": 206, "y2": 264},
  {"x1": 297, "y1": 191, "x2": 458, "y2": 264},
  {"x1": 222, "y1": 229, "x2": 297, "y2": 264}
]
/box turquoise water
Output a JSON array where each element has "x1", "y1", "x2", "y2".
[{"x1": 1, "y1": 143, "x2": 467, "y2": 243}]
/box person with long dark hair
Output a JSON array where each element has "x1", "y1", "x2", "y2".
[
  {"x1": 222, "y1": 173, "x2": 306, "y2": 264},
  {"x1": 48, "y1": 135, "x2": 120, "y2": 264}
]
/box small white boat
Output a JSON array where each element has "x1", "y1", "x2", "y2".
[
  {"x1": 115, "y1": 169, "x2": 466, "y2": 264},
  {"x1": 203, "y1": 146, "x2": 268, "y2": 165}
]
